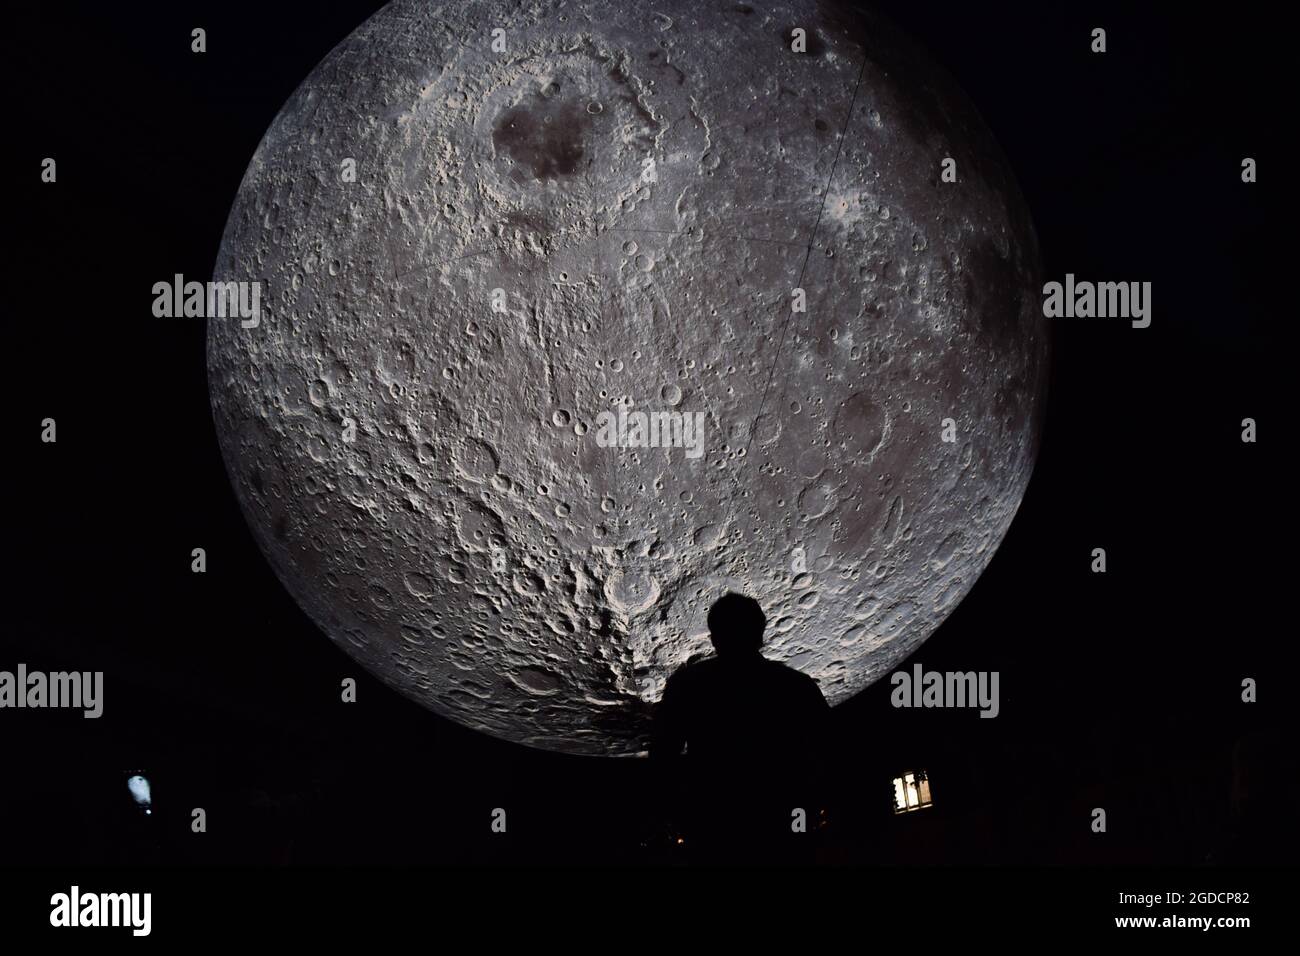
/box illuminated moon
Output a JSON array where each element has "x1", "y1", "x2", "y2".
[{"x1": 207, "y1": 0, "x2": 1049, "y2": 754}]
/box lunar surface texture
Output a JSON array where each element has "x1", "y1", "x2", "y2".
[{"x1": 207, "y1": 0, "x2": 1049, "y2": 755}]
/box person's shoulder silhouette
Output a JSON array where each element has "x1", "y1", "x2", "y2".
[
  {"x1": 651, "y1": 593, "x2": 831, "y2": 858},
  {"x1": 653, "y1": 592, "x2": 830, "y2": 768}
]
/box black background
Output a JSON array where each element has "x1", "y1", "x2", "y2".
[{"x1": 5, "y1": 0, "x2": 1287, "y2": 879}]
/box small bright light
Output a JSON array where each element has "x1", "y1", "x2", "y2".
[
  {"x1": 891, "y1": 770, "x2": 933, "y2": 814},
  {"x1": 127, "y1": 774, "x2": 152, "y2": 814}
]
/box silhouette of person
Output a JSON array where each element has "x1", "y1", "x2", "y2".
[{"x1": 652, "y1": 592, "x2": 832, "y2": 862}]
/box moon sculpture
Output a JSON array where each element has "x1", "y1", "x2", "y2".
[{"x1": 207, "y1": 0, "x2": 1049, "y2": 755}]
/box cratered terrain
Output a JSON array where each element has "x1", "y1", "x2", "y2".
[{"x1": 207, "y1": 0, "x2": 1049, "y2": 755}]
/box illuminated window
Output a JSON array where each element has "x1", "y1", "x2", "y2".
[{"x1": 891, "y1": 770, "x2": 933, "y2": 814}]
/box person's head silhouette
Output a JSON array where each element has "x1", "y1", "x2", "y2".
[{"x1": 707, "y1": 592, "x2": 766, "y2": 657}]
